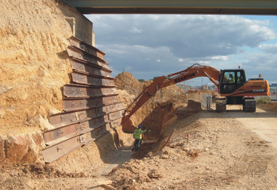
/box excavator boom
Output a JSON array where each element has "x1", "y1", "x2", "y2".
[{"x1": 121, "y1": 64, "x2": 220, "y2": 133}]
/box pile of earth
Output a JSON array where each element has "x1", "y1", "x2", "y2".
[
  {"x1": 104, "y1": 117, "x2": 206, "y2": 190},
  {"x1": 1, "y1": 163, "x2": 90, "y2": 179},
  {"x1": 257, "y1": 101, "x2": 277, "y2": 112}
]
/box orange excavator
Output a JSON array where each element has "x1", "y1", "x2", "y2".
[{"x1": 121, "y1": 63, "x2": 270, "y2": 133}]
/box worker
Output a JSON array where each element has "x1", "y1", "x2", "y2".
[
  {"x1": 227, "y1": 74, "x2": 236, "y2": 92},
  {"x1": 132, "y1": 125, "x2": 146, "y2": 151},
  {"x1": 229, "y1": 74, "x2": 235, "y2": 83}
]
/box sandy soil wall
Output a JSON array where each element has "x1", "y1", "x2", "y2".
[{"x1": 0, "y1": 0, "x2": 93, "y2": 165}]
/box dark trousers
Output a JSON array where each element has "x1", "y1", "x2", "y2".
[{"x1": 134, "y1": 139, "x2": 142, "y2": 151}]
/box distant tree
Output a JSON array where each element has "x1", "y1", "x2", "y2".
[
  {"x1": 138, "y1": 79, "x2": 145, "y2": 82},
  {"x1": 152, "y1": 76, "x2": 170, "y2": 81}
]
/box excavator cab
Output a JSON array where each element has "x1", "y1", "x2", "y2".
[{"x1": 219, "y1": 69, "x2": 246, "y2": 94}]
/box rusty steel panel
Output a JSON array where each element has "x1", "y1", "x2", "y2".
[
  {"x1": 48, "y1": 108, "x2": 105, "y2": 128},
  {"x1": 48, "y1": 103, "x2": 123, "y2": 129},
  {"x1": 43, "y1": 136, "x2": 82, "y2": 163},
  {"x1": 64, "y1": 83, "x2": 90, "y2": 88},
  {"x1": 63, "y1": 96, "x2": 120, "y2": 112},
  {"x1": 44, "y1": 122, "x2": 89, "y2": 144},
  {"x1": 45, "y1": 114, "x2": 114, "y2": 146},
  {"x1": 69, "y1": 36, "x2": 105, "y2": 61},
  {"x1": 63, "y1": 86, "x2": 101, "y2": 98},
  {"x1": 63, "y1": 86, "x2": 118, "y2": 98},
  {"x1": 104, "y1": 103, "x2": 124, "y2": 113},
  {"x1": 79, "y1": 124, "x2": 110, "y2": 143},
  {"x1": 67, "y1": 47, "x2": 110, "y2": 70},
  {"x1": 101, "y1": 88, "x2": 118, "y2": 96},
  {"x1": 108, "y1": 110, "x2": 124, "y2": 121},
  {"x1": 71, "y1": 56, "x2": 112, "y2": 72},
  {"x1": 71, "y1": 73, "x2": 115, "y2": 87},
  {"x1": 88, "y1": 115, "x2": 109, "y2": 129},
  {"x1": 43, "y1": 121, "x2": 114, "y2": 162},
  {"x1": 90, "y1": 123, "x2": 110, "y2": 138},
  {"x1": 71, "y1": 59, "x2": 112, "y2": 76},
  {"x1": 43, "y1": 123, "x2": 113, "y2": 163},
  {"x1": 44, "y1": 115, "x2": 111, "y2": 147},
  {"x1": 48, "y1": 110, "x2": 88, "y2": 127}
]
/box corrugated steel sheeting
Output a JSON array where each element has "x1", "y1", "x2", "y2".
[{"x1": 42, "y1": 36, "x2": 124, "y2": 163}]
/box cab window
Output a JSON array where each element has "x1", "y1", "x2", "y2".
[{"x1": 222, "y1": 72, "x2": 236, "y2": 84}]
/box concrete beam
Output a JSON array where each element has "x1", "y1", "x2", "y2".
[{"x1": 64, "y1": 0, "x2": 277, "y2": 15}]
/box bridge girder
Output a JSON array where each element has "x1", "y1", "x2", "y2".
[{"x1": 64, "y1": 0, "x2": 277, "y2": 15}]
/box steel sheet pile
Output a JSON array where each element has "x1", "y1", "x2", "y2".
[{"x1": 42, "y1": 37, "x2": 124, "y2": 163}]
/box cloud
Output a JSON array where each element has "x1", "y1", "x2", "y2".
[
  {"x1": 129, "y1": 26, "x2": 142, "y2": 34},
  {"x1": 258, "y1": 43, "x2": 277, "y2": 53},
  {"x1": 238, "y1": 51, "x2": 277, "y2": 82},
  {"x1": 85, "y1": 14, "x2": 277, "y2": 84},
  {"x1": 211, "y1": 56, "x2": 228, "y2": 61},
  {"x1": 88, "y1": 15, "x2": 275, "y2": 56}
]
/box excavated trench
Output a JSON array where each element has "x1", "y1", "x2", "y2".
[{"x1": 114, "y1": 83, "x2": 204, "y2": 163}]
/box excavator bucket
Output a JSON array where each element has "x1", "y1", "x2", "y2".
[{"x1": 121, "y1": 116, "x2": 136, "y2": 133}]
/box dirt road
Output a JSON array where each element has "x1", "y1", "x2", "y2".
[
  {"x1": 235, "y1": 108, "x2": 277, "y2": 148},
  {"x1": 205, "y1": 105, "x2": 277, "y2": 148},
  {"x1": 1, "y1": 106, "x2": 277, "y2": 190},
  {"x1": 105, "y1": 106, "x2": 277, "y2": 189}
]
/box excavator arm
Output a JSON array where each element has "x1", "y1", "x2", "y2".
[{"x1": 121, "y1": 63, "x2": 221, "y2": 133}]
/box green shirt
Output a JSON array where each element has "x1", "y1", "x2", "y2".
[{"x1": 133, "y1": 129, "x2": 146, "y2": 139}]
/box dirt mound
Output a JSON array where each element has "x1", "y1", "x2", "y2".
[
  {"x1": 106, "y1": 157, "x2": 161, "y2": 189},
  {"x1": 257, "y1": 102, "x2": 277, "y2": 112},
  {"x1": 115, "y1": 72, "x2": 187, "y2": 99},
  {"x1": 1, "y1": 162, "x2": 89, "y2": 180},
  {"x1": 105, "y1": 118, "x2": 206, "y2": 190},
  {"x1": 115, "y1": 72, "x2": 144, "y2": 94}
]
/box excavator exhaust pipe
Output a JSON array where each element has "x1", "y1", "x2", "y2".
[{"x1": 121, "y1": 116, "x2": 136, "y2": 133}]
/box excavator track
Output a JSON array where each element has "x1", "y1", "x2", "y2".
[
  {"x1": 216, "y1": 98, "x2": 226, "y2": 112},
  {"x1": 243, "y1": 98, "x2": 256, "y2": 112}
]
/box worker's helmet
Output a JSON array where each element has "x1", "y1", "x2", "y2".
[{"x1": 138, "y1": 125, "x2": 142, "y2": 129}]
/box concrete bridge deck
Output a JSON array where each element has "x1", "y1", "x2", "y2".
[{"x1": 64, "y1": 0, "x2": 277, "y2": 15}]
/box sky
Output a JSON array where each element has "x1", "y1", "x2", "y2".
[{"x1": 85, "y1": 14, "x2": 277, "y2": 86}]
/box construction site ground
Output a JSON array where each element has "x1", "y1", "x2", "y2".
[
  {"x1": 1, "y1": 103, "x2": 277, "y2": 190},
  {"x1": 1, "y1": 1, "x2": 277, "y2": 189}
]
